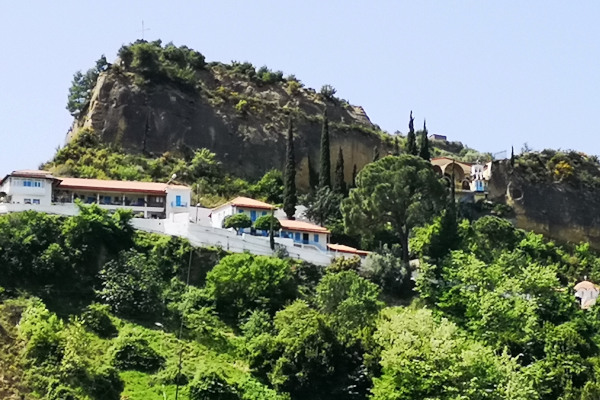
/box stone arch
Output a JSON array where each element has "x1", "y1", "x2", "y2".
[
  {"x1": 432, "y1": 165, "x2": 443, "y2": 176},
  {"x1": 461, "y1": 180, "x2": 471, "y2": 190},
  {"x1": 442, "y1": 163, "x2": 465, "y2": 182}
]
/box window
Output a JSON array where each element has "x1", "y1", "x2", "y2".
[
  {"x1": 24, "y1": 198, "x2": 31, "y2": 204},
  {"x1": 238, "y1": 209, "x2": 244, "y2": 213},
  {"x1": 314, "y1": 234, "x2": 319, "y2": 243},
  {"x1": 22, "y1": 180, "x2": 43, "y2": 188},
  {"x1": 32, "y1": 199, "x2": 40, "y2": 205},
  {"x1": 250, "y1": 210, "x2": 257, "y2": 221},
  {"x1": 262, "y1": 211, "x2": 267, "y2": 216},
  {"x1": 23, "y1": 180, "x2": 32, "y2": 187}
]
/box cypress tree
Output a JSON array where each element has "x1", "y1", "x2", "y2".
[
  {"x1": 283, "y1": 117, "x2": 297, "y2": 219},
  {"x1": 510, "y1": 146, "x2": 515, "y2": 167},
  {"x1": 334, "y1": 147, "x2": 346, "y2": 195},
  {"x1": 372, "y1": 146, "x2": 380, "y2": 162},
  {"x1": 419, "y1": 120, "x2": 431, "y2": 161},
  {"x1": 319, "y1": 108, "x2": 331, "y2": 188},
  {"x1": 405, "y1": 111, "x2": 417, "y2": 155},
  {"x1": 269, "y1": 209, "x2": 275, "y2": 250},
  {"x1": 351, "y1": 164, "x2": 358, "y2": 189}
]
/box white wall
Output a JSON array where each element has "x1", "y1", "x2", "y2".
[
  {"x1": 166, "y1": 187, "x2": 191, "y2": 215},
  {"x1": 210, "y1": 204, "x2": 234, "y2": 228},
  {"x1": 1, "y1": 177, "x2": 53, "y2": 206}
]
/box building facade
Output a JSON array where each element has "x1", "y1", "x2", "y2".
[
  {"x1": 210, "y1": 197, "x2": 275, "y2": 232},
  {"x1": 0, "y1": 170, "x2": 191, "y2": 218},
  {"x1": 279, "y1": 219, "x2": 330, "y2": 251}
]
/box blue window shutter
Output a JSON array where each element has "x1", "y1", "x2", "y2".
[
  {"x1": 314, "y1": 234, "x2": 319, "y2": 242},
  {"x1": 262, "y1": 211, "x2": 267, "y2": 216},
  {"x1": 295, "y1": 232, "x2": 301, "y2": 241},
  {"x1": 250, "y1": 210, "x2": 257, "y2": 221}
]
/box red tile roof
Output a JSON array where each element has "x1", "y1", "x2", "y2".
[
  {"x1": 327, "y1": 243, "x2": 370, "y2": 256},
  {"x1": 56, "y1": 177, "x2": 188, "y2": 195},
  {"x1": 279, "y1": 219, "x2": 330, "y2": 234},
  {"x1": 214, "y1": 196, "x2": 275, "y2": 211}
]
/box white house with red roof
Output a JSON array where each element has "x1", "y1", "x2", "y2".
[
  {"x1": 279, "y1": 219, "x2": 330, "y2": 251},
  {"x1": 210, "y1": 196, "x2": 275, "y2": 231},
  {"x1": 0, "y1": 170, "x2": 191, "y2": 218}
]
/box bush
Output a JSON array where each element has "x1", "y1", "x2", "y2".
[
  {"x1": 80, "y1": 303, "x2": 117, "y2": 338},
  {"x1": 320, "y1": 84, "x2": 337, "y2": 100},
  {"x1": 98, "y1": 250, "x2": 164, "y2": 319},
  {"x1": 19, "y1": 300, "x2": 64, "y2": 364},
  {"x1": 253, "y1": 215, "x2": 280, "y2": 232},
  {"x1": 328, "y1": 255, "x2": 361, "y2": 273},
  {"x1": 111, "y1": 335, "x2": 165, "y2": 372},
  {"x1": 89, "y1": 365, "x2": 124, "y2": 400},
  {"x1": 235, "y1": 99, "x2": 249, "y2": 115},
  {"x1": 205, "y1": 254, "x2": 297, "y2": 320},
  {"x1": 189, "y1": 370, "x2": 240, "y2": 400},
  {"x1": 223, "y1": 213, "x2": 252, "y2": 233}
]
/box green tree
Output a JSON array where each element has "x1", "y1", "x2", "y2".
[
  {"x1": 283, "y1": 118, "x2": 297, "y2": 219},
  {"x1": 98, "y1": 250, "x2": 163, "y2": 319},
  {"x1": 419, "y1": 120, "x2": 431, "y2": 161},
  {"x1": 405, "y1": 111, "x2": 417, "y2": 155},
  {"x1": 342, "y1": 155, "x2": 446, "y2": 264},
  {"x1": 305, "y1": 186, "x2": 343, "y2": 226},
  {"x1": 363, "y1": 245, "x2": 407, "y2": 296},
  {"x1": 371, "y1": 307, "x2": 536, "y2": 400},
  {"x1": 319, "y1": 108, "x2": 331, "y2": 189},
  {"x1": 205, "y1": 254, "x2": 297, "y2": 320},
  {"x1": 252, "y1": 169, "x2": 284, "y2": 204},
  {"x1": 350, "y1": 164, "x2": 358, "y2": 189},
  {"x1": 254, "y1": 215, "x2": 281, "y2": 232},
  {"x1": 66, "y1": 55, "x2": 108, "y2": 116},
  {"x1": 223, "y1": 214, "x2": 252, "y2": 234},
  {"x1": 333, "y1": 147, "x2": 346, "y2": 195}
]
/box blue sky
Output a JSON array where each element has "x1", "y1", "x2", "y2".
[{"x1": 1, "y1": 1, "x2": 599, "y2": 175}]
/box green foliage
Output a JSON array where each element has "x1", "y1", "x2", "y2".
[
  {"x1": 319, "y1": 108, "x2": 331, "y2": 188},
  {"x1": 342, "y1": 155, "x2": 447, "y2": 263},
  {"x1": 333, "y1": 147, "x2": 346, "y2": 195},
  {"x1": 66, "y1": 55, "x2": 108, "y2": 116},
  {"x1": 19, "y1": 300, "x2": 64, "y2": 365},
  {"x1": 405, "y1": 111, "x2": 417, "y2": 156},
  {"x1": 515, "y1": 149, "x2": 600, "y2": 188},
  {"x1": 305, "y1": 186, "x2": 343, "y2": 226},
  {"x1": 253, "y1": 169, "x2": 284, "y2": 204},
  {"x1": 418, "y1": 121, "x2": 430, "y2": 161},
  {"x1": 205, "y1": 254, "x2": 297, "y2": 320},
  {"x1": 283, "y1": 118, "x2": 297, "y2": 218},
  {"x1": 189, "y1": 369, "x2": 241, "y2": 400},
  {"x1": 256, "y1": 65, "x2": 284, "y2": 85},
  {"x1": 98, "y1": 250, "x2": 164, "y2": 319},
  {"x1": 223, "y1": 213, "x2": 252, "y2": 233},
  {"x1": 111, "y1": 334, "x2": 165, "y2": 372},
  {"x1": 235, "y1": 99, "x2": 249, "y2": 115},
  {"x1": 363, "y1": 245, "x2": 407, "y2": 296},
  {"x1": 328, "y1": 255, "x2": 362, "y2": 273},
  {"x1": 81, "y1": 303, "x2": 117, "y2": 338},
  {"x1": 320, "y1": 84, "x2": 337, "y2": 101},
  {"x1": 254, "y1": 215, "x2": 281, "y2": 231},
  {"x1": 371, "y1": 307, "x2": 536, "y2": 400}
]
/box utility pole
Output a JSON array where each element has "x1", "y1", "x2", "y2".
[{"x1": 140, "y1": 20, "x2": 150, "y2": 40}]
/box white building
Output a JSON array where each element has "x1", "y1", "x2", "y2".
[
  {"x1": 0, "y1": 170, "x2": 191, "y2": 218},
  {"x1": 279, "y1": 219, "x2": 330, "y2": 251},
  {"x1": 210, "y1": 196, "x2": 275, "y2": 231}
]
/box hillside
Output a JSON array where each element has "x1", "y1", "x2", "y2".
[{"x1": 64, "y1": 40, "x2": 490, "y2": 190}]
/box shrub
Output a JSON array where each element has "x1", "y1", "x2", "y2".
[
  {"x1": 205, "y1": 254, "x2": 297, "y2": 320},
  {"x1": 80, "y1": 303, "x2": 117, "y2": 338},
  {"x1": 320, "y1": 84, "x2": 337, "y2": 100},
  {"x1": 189, "y1": 370, "x2": 240, "y2": 400},
  {"x1": 98, "y1": 250, "x2": 164, "y2": 319},
  {"x1": 253, "y1": 215, "x2": 280, "y2": 232},
  {"x1": 235, "y1": 99, "x2": 249, "y2": 115},
  {"x1": 328, "y1": 255, "x2": 361, "y2": 273},
  {"x1": 89, "y1": 365, "x2": 124, "y2": 400},
  {"x1": 223, "y1": 214, "x2": 252, "y2": 233},
  {"x1": 111, "y1": 335, "x2": 165, "y2": 372},
  {"x1": 19, "y1": 300, "x2": 64, "y2": 364}
]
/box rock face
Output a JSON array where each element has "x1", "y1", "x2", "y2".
[
  {"x1": 489, "y1": 160, "x2": 600, "y2": 248},
  {"x1": 71, "y1": 66, "x2": 390, "y2": 189}
]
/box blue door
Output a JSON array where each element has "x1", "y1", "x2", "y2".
[
  {"x1": 295, "y1": 232, "x2": 301, "y2": 241},
  {"x1": 176, "y1": 195, "x2": 182, "y2": 206},
  {"x1": 250, "y1": 210, "x2": 257, "y2": 221}
]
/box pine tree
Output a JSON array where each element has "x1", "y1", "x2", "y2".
[
  {"x1": 334, "y1": 147, "x2": 346, "y2": 195},
  {"x1": 283, "y1": 117, "x2": 297, "y2": 219},
  {"x1": 351, "y1": 164, "x2": 358, "y2": 189},
  {"x1": 319, "y1": 108, "x2": 331, "y2": 188},
  {"x1": 419, "y1": 120, "x2": 431, "y2": 161},
  {"x1": 372, "y1": 146, "x2": 380, "y2": 162},
  {"x1": 269, "y1": 209, "x2": 276, "y2": 250},
  {"x1": 405, "y1": 111, "x2": 417, "y2": 155}
]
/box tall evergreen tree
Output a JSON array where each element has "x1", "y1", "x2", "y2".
[
  {"x1": 393, "y1": 137, "x2": 401, "y2": 155},
  {"x1": 319, "y1": 108, "x2": 331, "y2": 188},
  {"x1": 372, "y1": 146, "x2": 380, "y2": 162},
  {"x1": 334, "y1": 147, "x2": 346, "y2": 195},
  {"x1": 283, "y1": 118, "x2": 297, "y2": 219},
  {"x1": 405, "y1": 111, "x2": 417, "y2": 155},
  {"x1": 351, "y1": 164, "x2": 358, "y2": 189},
  {"x1": 419, "y1": 120, "x2": 431, "y2": 161},
  {"x1": 510, "y1": 146, "x2": 515, "y2": 167}
]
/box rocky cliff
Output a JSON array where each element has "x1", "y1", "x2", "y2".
[
  {"x1": 489, "y1": 158, "x2": 600, "y2": 248},
  {"x1": 70, "y1": 48, "x2": 393, "y2": 189}
]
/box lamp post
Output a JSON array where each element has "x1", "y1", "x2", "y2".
[{"x1": 195, "y1": 203, "x2": 201, "y2": 223}]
